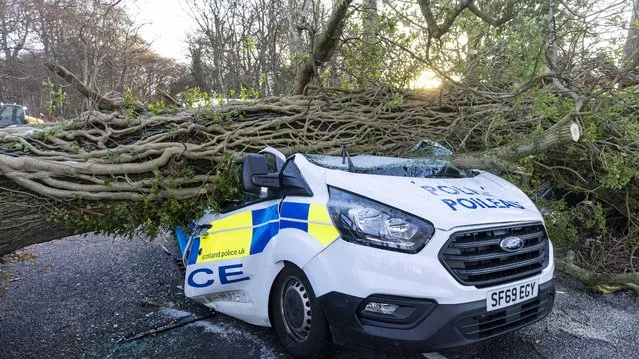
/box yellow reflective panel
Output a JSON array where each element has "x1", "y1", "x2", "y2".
[
  {"x1": 308, "y1": 223, "x2": 340, "y2": 247},
  {"x1": 211, "y1": 211, "x2": 252, "y2": 231},
  {"x1": 308, "y1": 203, "x2": 332, "y2": 223},
  {"x1": 197, "y1": 211, "x2": 253, "y2": 263},
  {"x1": 197, "y1": 228, "x2": 252, "y2": 263}
]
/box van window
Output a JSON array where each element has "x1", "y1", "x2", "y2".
[{"x1": 0, "y1": 105, "x2": 26, "y2": 127}]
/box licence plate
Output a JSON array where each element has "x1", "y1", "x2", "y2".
[{"x1": 486, "y1": 279, "x2": 539, "y2": 311}]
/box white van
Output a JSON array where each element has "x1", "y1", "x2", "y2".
[{"x1": 176, "y1": 146, "x2": 555, "y2": 358}]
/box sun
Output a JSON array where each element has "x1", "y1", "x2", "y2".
[{"x1": 411, "y1": 70, "x2": 442, "y2": 89}]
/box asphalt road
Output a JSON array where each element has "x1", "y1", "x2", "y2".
[{"x1": 1, "y1": 234, "x2": 638, "y2": 359}]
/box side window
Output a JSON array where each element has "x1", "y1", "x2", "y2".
[
  {"x1": 263, "y1": 153, "x2": 279, "y2": 173},
  {"x1": 0, "y1": 107, "x2": 11, "y2": 127},
  {"x1": 253, "y1": 153, "x2": 281, "y2": 201},
  {"x1": 14, "y1": 107, "x2": 25, "y2": 124}
]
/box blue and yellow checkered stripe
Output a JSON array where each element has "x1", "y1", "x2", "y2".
[
  {"x1": 187, "y1": 202, "x2": 340, "y2": 265},
  {"x1": 188, "y1": 204, "x2": 279, "y2": 265},
  {"x1": 280, "y1": 202, "x2": 340, "y2": 247}
]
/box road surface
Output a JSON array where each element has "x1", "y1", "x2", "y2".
[{"x1": 1, "y1": 234, "x2": 638, "y2": 359}]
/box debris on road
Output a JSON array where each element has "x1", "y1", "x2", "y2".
[
  {"x1": 120, "y1": 312, "x2": 215, "y2": 342},
  {"x1": 140, "y1": 298, "x2": 175, "y2": 308}
]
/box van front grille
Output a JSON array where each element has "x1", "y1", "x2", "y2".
[
  {"x1": 457, "y1": 293, "x2": 554, "y2": 339},
  {"x1": 439, "y1": 223, "x2": 549, "y2": 288}
]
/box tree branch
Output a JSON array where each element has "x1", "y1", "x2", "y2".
[
  {"x1": 466, "y1": 0, "x2": 516, "y2": 27},
  {"x1": 417, "y1": 0, "x2": 469, "y2": 39},
  {"x1": 417, "y1": 0, "x2": 516, "y2": 40},
  {"x1": 292, "y1": 0, "x2": 354, "y2": 95},
  {"x1": 44, "y1": 62, "x2": 146, "y2": 112}
]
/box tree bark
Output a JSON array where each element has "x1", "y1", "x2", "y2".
[
  {"x1": 291, "y1": 0, "x2": 354, "y2": 94},
  {"x1": 623, "y1": 0, "x2": 639, "y2": 68},
  {"x1": 0, "y1": 177, "x2": 72, "y2": 255},
  {"x1": 0, "y1": 62, "x2": 590, "y2": 255}
]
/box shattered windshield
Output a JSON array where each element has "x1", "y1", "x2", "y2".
[{"x1": 304, "y1": 154, "x2": 472, "y2": 178}]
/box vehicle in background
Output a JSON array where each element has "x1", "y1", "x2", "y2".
[{"x1": 0, "y1": 103, "x2": 44, "y2": 129}]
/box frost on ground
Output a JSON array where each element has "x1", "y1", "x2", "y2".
[
  {"x1": 518, "y1": 277, "x2": 639, "y2": 359},
  {"x1": 159, "y1": 307, "x2": 283, "y2": 359}
]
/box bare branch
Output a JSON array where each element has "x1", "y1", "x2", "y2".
[
  {"x1": 44, "y1": 62, "x2": 146, "y2": 113},
  {"x1": 466, "y1": 0, "x2": 516, "y2": 27},
  {"x1": 292, "y1": 0, "x2": 354, "y2": 94}
]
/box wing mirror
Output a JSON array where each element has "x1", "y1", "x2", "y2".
[{"x1": 242, "y1": 154, "x2": 280, "y2": 195}]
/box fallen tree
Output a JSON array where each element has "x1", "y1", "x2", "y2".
[
  {"x1": 3, "y1": 63, "x2": 639, "y2": 295},
  {"x1": 0, "y1": 80, "x2": 580, "y2": 254}
]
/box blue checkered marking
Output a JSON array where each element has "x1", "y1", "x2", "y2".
[
  {"x1": 280, "y1": 219, "x2": 308, "y2": 232},
  {"x1": 280, "y1": 202, "x2": 309, "y2": 220},
  {"x1": 250, "y1": 205, "x2": 279, "y2": 255}
]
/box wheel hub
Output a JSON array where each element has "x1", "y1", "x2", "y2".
[{"x1": 280, "y1": 277, "x2": 312, "y2": 343}]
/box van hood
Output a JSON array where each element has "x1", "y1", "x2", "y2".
[{"x1": 325, "y1": 170, "x2": 542, "y2": 231}]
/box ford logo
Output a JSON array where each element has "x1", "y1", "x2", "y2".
[{"x1": 500, "y1": 236, "x2": 524, "y2": 252}]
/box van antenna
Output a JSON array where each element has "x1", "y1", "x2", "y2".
[{"x1": 341, "y1": 145, "x2": 355, "y2": 172}]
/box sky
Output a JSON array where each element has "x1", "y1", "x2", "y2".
[{"x1": 127, "y1": 0, "x2": 195, "y2": 62}]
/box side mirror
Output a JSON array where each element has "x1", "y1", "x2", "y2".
[{"x1": 242, "y1": 154, "x2": 280, "y2": 195}]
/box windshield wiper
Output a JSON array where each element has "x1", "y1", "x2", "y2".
[{"x1": 341, "y1": 145, "x2": 355, "y2": 172}]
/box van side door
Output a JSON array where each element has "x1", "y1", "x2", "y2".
[{"x1": 183, "y1": 152, "x2": 283, "y2": 304}]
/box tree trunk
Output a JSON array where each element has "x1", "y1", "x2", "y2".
[
  {"x1": 0, "y1": 177, "x2": 72, "y2": 255},
  {"x1": 623, "y1": 0, "x2": 639, "y2": 68},
  {"x1": 453, "y1": 122, "x2": 580, "y2": 170},
  {"x1": 0, "y1": 86, "x2": 582, "y2": 255},
  {"x1": 287, "y1": 0, "x2": 312, "y2": 61},
  {"x1": 291, "y1": 0, "x2": 354, "y2": 94}
]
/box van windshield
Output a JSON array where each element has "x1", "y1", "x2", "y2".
[{"x1": 304, "y1": 154, "x2": 473, "y2": 178}]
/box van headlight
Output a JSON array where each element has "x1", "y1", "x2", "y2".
[{"x1": 327, "y1": 186, "x2": 435, "y2": 253}]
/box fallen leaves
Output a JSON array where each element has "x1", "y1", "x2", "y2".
[
  {"x1": 3, "y1": 252, "x2": 38, "y2": 264},
  {"x1": 592, "y1": 284, "x2": 624, "y2": 294}
]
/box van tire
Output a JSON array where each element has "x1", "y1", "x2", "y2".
[{"x1": 270, "y1": 265, "x2": 333, "y2": 358}]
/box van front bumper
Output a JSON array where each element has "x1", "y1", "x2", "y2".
[{"x1": 317, "y1": 278, "x2": 555, "y2": 352}]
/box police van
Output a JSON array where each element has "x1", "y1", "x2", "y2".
[{"x1": 176, "y1": 146, "x2": 555, "y2": 358}]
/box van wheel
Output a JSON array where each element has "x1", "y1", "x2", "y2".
[{"x1": 271, "y1": 265, "x2": 333, "y2": 358}]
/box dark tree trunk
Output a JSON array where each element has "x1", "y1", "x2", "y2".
[{"x1": 0, "y1": 177, "x2": 72, "y2": 255}]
